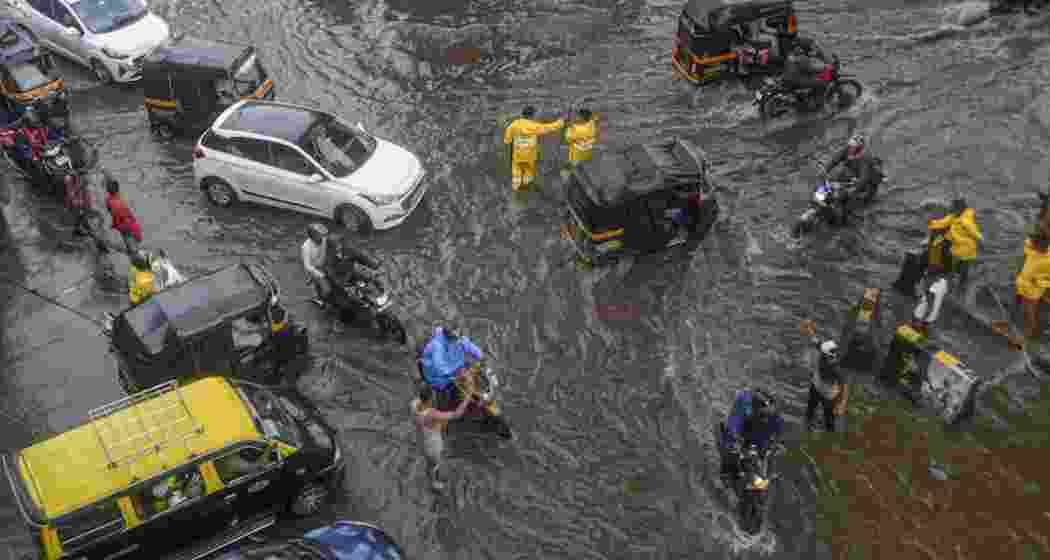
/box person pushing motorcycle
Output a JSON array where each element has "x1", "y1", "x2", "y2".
[{"x1": 419, "y1": 326, "x2": 483, "y2": 410}]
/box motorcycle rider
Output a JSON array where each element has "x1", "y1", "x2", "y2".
[
  {"x1": 720, "y1": 389, "x2": 784, "y2": 479},
  {"x1": 419, "y1": 326, "x2": 483, "y2": 410},
  {"x1": 781, "y1": 38, "x2": 831, "y2": 98},
  {"x1": 819, "y1": 133, "x2": 882, "y2": 204},
  {"x1": 12, "y1": 107, "x2": 55, "y2": 182},
  {"x1": 303, "y1": 223, "x2": 379, "y2": 312}
]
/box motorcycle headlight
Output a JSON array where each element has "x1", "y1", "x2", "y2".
[
  {"x1": 374, "y1": 293, "x2": 390, "y2": 307},
  {"x1": 748, "y1": 476, "x2": 769, "y2": 490},
  {"x1": 101, "y1": 47, "x2": 130, "y2": 60},
  {"x1": 360, "y1": 192, "x2": 400, "y2": 207}
]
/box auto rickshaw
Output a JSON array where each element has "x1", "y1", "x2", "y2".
[
  {"x1": 560, "y1": 137, "x2": 720, "y2": 266},
  {"x1": 104, "y1": 263, "x2": 309, "y2": 394},
  {"x1": 672, "y1": 0, "x2": 798, "y2": 86},
  {"x1": 141, "y1": 35, "x2": 274, "y2": 138},
  {"x1": 0, "y1": 17, "x2": 67, "y2": 127}
]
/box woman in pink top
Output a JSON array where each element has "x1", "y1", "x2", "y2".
[{"x1": 412, "y1": 384, "x2": 473, "y2": 490}]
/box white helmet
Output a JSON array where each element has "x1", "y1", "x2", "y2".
[{"x1": 820, "y1": 340, "x2": 840, "y2": 363}]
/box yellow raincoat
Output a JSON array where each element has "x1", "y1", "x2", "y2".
[
  {"x1": 928, "y1": 208, "x2": 982, "y2": 260},
  {"x1": 503, "y1": 117, "x2": 564, "y2": 190},
  {"x1": 128, "y1": 264, "x2": 156, "y2": 305},
  {"x1": 1017, "y1": 240, "x2": 1050, "y2": 302},
  {"x1": 564, "y1": 117, "x2": 597, "y2": 163}
]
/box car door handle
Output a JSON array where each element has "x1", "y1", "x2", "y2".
[{"x1": 224, "y1": 494, "x2": 237, "y2": 502}]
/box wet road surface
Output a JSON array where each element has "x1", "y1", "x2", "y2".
[{"x1": 1, "y1": 1, "x2": 1049, "y2": 558}]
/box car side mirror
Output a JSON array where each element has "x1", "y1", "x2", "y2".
[{"x1": 309, "y1": 173, "x2": 323, "y2": 183}]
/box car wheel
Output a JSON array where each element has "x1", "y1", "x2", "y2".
[
  {"x1": 90, "y1": 60, "x2": 114, "y2": 84},
  {"x1": 289, "y1": 482, "x2": 329, "y2": 517},
  {"x1": 336, "y1": 204, "x2": 372, "y2": 233},
  {"x1": 204, "y1": 179, "x2": 237, "y2": 207}
]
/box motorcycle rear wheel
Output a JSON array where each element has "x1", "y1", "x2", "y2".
[
  {"x1": 824, "y1": 80, "x2": 863, "y2": 113},
  {"x1": 375, "y1": 312, "x2": 407, "y2": 344},
  {"x1": 760, "y1": 93, "x2": 793, "y2": 119}
]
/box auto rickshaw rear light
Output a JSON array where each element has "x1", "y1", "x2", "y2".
[
  {"x1": 788, "y1": 15, "x2": 797, "y2": 33},
  {"x1": 192, "y1": 146, "x2": 204, "y2": 159}
]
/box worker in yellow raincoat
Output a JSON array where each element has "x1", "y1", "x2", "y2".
[
  {"x1": 1016, "y1": 228, "x2": 1050, "y2": 353},
  {"x1": 503, "y1": 106, "x2": 564, "y2": 192},
  {"x1": 927, "y1": 198, "x2": 982, "y2": 284},
  {"x1": 561, "y1": 108, "x2": 598, "y2": 179},
  {"x1": 128, "y1": 250, "x2": 157, "y2": 305}
]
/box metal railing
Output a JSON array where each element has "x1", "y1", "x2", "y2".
[{"x1": 89, "y1": 381, "x2": 204, "y2": 472}]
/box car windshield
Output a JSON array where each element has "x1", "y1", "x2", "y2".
[
  {"x1": 233, "y1": 382, "x2": 304, "y2": 448},
  {"x1": 71, "y1": 0, "x2": 149, "y2": 34},
  {"x1": 302, "y1": 118, "x2": 376, "y2": 178},
  {"x1": 7, "y1": 62, "x2": 50, "y2": 91}
]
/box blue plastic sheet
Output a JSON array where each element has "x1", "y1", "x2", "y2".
[{"x1": 421, "y1": 327, "x2": 482, "y2": 389}]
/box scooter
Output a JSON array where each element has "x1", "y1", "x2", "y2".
[
  {"x1": 756, "y1": 55, "x2": 863, "y2": 119},
  {"x1": 416, "y1": 347, "x2": 512, "y2": 439},
  {"x1": 322, "y1": 245, "x2": 407, "y2": 344}
]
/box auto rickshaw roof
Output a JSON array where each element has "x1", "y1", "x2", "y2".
[
  {"x1": 573, "y1": 138, "x2": 709, "y2": 207},
  {"x1": 684, "y1": 0, "x2": 794, "y2": 26},
  {"x1": 0, "y1": 18, "x2": 39, "y2": 66},
  {"x1": 114, "y1": 264, "x2": 270, "y2": 356},
  {"x1": 142, "y1": 35, "x2": 253, "y2": 76}
]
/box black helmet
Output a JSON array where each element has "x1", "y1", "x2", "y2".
[
  {"x1": 950, "y1": 197, "x2": 967, "y2": 215},
  {"x1": 522, "y1": 106, "x2": 537, "y2": 118},
  {"x1": 442, "y1": 325, "x2": 460, "y2": 340},
  {"x1": 752, "y1": 389, "x2": 777, "y2": 416}
]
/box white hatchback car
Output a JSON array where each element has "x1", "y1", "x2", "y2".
[
  {"x1": 14, "y1": 0, "x2": 170, "y2": 83},
  {"x1": 193, "y1": 100, "x2": 428, "y2": 232}
]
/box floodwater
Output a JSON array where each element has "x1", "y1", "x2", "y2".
[{"x1": 1, "y1": 0, "x2": 1049, "y2": 558}]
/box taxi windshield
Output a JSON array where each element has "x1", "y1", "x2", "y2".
[{"x1": 233, "y1": 382, "x2": 303, "y2": 448}]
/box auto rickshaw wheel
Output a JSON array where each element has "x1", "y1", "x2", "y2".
[
  {"x1": 204, "y1": 178, "x2": 237, "y2": 207},
  {"x1": 90, "y1": 60, "x2": 114, "y2": 84},
  {"x1": 336, "y1": 204, "x2": 372, "y2": 233},
  {"x1": 151, "y1": 122, "x2": 176, "y2": 140}
]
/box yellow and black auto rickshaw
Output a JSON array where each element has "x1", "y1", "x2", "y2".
[
  {"x1": 672, "y1": 0, "x2": 798, "y2": 86},
  {"x1": 0, "y1": 17, "x2": 67, "y2": 126},
  {"x1": 141, "y1": 35, "x2": 274, "y2": 138}
]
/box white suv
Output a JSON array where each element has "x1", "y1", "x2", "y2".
[
  {"x1": 13, "y1": 0, "x2": 170, "y2": 83},
  {"x1": 193, "y1": 100, "x2": 427, "y2": 232}
]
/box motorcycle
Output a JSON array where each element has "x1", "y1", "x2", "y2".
[
  {"x1": 793, "y1": 161, "x2": 886, "y2": 238},
  {"x1": 416, "y1": 351, "x2": 513, "y2": 440},
  {"x1": 323, "y1": 244, "x2": 407, "y2": 344},
  {"x1": 755, "y1": 55, "x2": 863, "y2": 119},
  {"x1": 733, "y1": 442, "x2": 782, "y2": 535},
  {"x1": 717, "y1": 423, "x2": 783, "y2": 535}
]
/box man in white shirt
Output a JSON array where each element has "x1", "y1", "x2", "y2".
[
  {"x1": 912, "y1": 273, "x2": 949, "y2": 336},
  {"x1": 302, "y1": 223, "x2": 331, "y2": 306}
]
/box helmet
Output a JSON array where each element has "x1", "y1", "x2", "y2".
[
  {"x1": 752, "y1": 389, "x2": 777, "y2": 417},
  {"x1": 442, "y1": 325, "x2": 460, "y2": 340},
  {"x1": 820, "y1": 340, "x2": 841, "y2": 364},
  {"x1": 950, "y1": 197, "x2": 967, "y2": 215},
  {"x1": 307, "y1": 223, "x2": 328, "y2": 239},
  {"x1": 131, "y1": 250, "x2": 151, "y2": 269},
  {"x1": 847, "y1": 133, "x2": 866, "y2": 160},
  {"x1": 522, "y1": 106, "x2": 537, "y2": 118}
]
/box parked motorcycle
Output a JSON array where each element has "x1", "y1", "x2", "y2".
[
  {"x1": 323, "y1": 244, "x2": 407, "y2": 344},
  {"x1": 755, "y1": 55, "x2": 863, "y2": 119},
  {"x1": 416, "y1": 353, "x2": 513, "y2": 440}
]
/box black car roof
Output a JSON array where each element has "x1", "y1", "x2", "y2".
[
  {"x1": 218, "y1": 102, "x2": 324, "y2": 144},
  {"x1": 0, "y1": 18, "x2": 38, "y2": 66},
  {"x1": 142, "y1": 35, "x2": 252, "y2": 75},
  {"x1": 114, "y1": 264, "x2": 269, "y2": 356},
  {"x1": 573, "y1": 138, "x2": 709, "y2": 207},
  {"x1": 684, "y1": 0, "x2": 793, "y2": 25}
]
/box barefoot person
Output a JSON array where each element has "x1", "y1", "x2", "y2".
[{"x1": 412, "y1": 384, "x2": 474, "y2": 489}]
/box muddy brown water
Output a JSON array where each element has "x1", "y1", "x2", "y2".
[{"x1": 1, "y1": 1, "x2": 1049, "y2": 558}]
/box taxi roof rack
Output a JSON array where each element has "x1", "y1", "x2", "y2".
[{"x1": 89, "y1": 380, "x2": 204, "y2": 472}]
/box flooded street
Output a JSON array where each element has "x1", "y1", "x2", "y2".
[{"x1": 2, "y1": 0, "x2": 1049, "y2": 558}]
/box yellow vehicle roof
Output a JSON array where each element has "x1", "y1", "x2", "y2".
[{"x1": 16, "y1": 377, "x2": 261, "y2": 519}]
